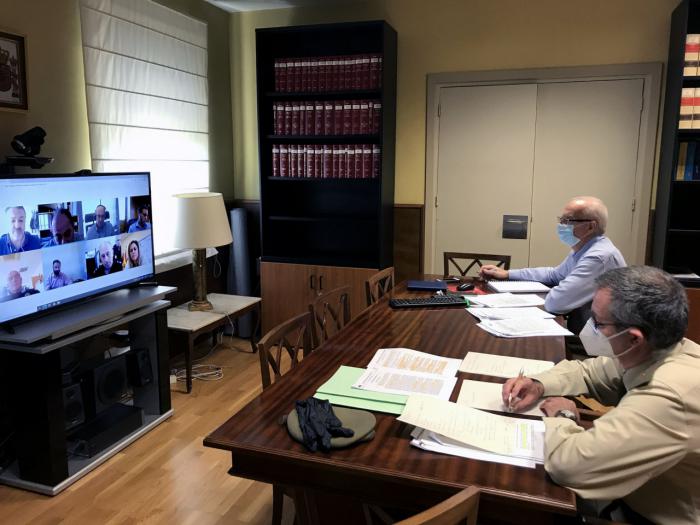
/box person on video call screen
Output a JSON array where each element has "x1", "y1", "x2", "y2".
[
  {"x1": 93, "y1": 241, "x2": 123, "y2": 277},
  {"x1": 0, "y1": 206, "x2": 42, "y2": 255},
  {"x1": 0, "y1": 270, "x2": 39, "y2": 302},
  {"x1": 43, "y1": 209, "x2": 83, "y2": 247},
  {"x1": 86, "y1": 204, "x2": 115, "y2": 240}
]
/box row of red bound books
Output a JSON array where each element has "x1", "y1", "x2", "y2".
[
  {"x1": 272, "y1": 100, "x2": 381, "y2": 136},
  {"x1": 272, "y1": 144, "x2": 380, "y2": 179},
  {"x1": 274, "y1": 54, "x2": 382, "y2": 92}
]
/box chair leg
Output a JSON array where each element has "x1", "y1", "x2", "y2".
[{"x1": 272, "y1": 484, "x2": 284, "y2": 525}]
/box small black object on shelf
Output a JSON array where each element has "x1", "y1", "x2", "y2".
[{"x1": 0, "y1": 126, "x2": 54, "y2": 175}]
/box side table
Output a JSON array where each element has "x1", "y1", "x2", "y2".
[{"x1": 167, "y1": 293, "x2": 261, "y2": 393}]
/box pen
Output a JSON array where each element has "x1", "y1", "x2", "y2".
[{"x1": 508, "y1": 367, "x2": 525, "y2": 412}]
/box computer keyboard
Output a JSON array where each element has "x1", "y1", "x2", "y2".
[{"x1": 389, "y1": 296, "x2": 468, "y2": 308}]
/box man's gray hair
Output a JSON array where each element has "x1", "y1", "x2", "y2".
[
  {"x1": 573, "y1": 196, "x2": 608, "y2": 234},
  {"x1": 595, "y1": 266, "x2": 688, "y2": 349}
]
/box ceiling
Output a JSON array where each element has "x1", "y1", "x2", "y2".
[{"x1": 204, "y1": 0, "x2": 363, "y2": 13}]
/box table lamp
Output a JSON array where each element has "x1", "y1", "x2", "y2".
[{"x1": 173, "y1": 192, "x2": 232, "y2": 311}]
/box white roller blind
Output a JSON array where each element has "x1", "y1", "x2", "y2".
[{"x1": 80, "y1": 0, "x2": 209, "y2": 256}]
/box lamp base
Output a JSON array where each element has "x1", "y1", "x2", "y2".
[{"x1": 188, "y1": 299, "x2": 213, "y2": 311}]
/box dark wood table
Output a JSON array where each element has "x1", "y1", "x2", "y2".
[{"x1": 204, "y1": 280, "x2": 576, "y2": 524}]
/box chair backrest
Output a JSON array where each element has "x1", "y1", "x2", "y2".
[
  {"x1": 395, "y1": 487, "x2": 480, "y2": 525},
  {"x1": 686, "y1": 288, "x2": 700, "y2": 344},
  {"x1": 365, "y1": 267, "x2": 395, "y2": 306},
  {"x1": 256, "y1": 311, "x2": 315, "y2": 390},
  {"x1": 309, "y1": 285, "x2": 351, "y2": 347},
  {"x1": 443, "y1": 252, "x2": 511, "y2": 278}
]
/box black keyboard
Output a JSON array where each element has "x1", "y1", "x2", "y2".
[{"x1": 389, "y1": 296, "x2": 468, "y2": 308}]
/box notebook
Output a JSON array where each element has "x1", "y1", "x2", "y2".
[
  {"x1": 407, "y1": 280, "x2": 448, "y2": 291},
  {"x1": 486, "y1": 280, "x2": 550, "y2": 293}
]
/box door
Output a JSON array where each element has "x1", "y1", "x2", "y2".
[
  {"x1": 261, "y1": 261, "x2": 314, "y2": 332},
  {"x1": 316, "y1": 265, "x2": 378, "y2": 318},
  {"x1": 432, "y1": 78, "x2": 645, "y2": 272},
  {"x1": 529, "y1": 79, "x2": 643, "y2": 266},
  {"x1": 432, "y1": 84, "x2": 537, "y2": 273}
]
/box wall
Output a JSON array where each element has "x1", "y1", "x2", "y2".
[
  {"x1": 230, "y1": 0, "x2": 679, "y2": 205},
  {"x1": 0, "y1": 0, "x2": 233, "y2": 198}
]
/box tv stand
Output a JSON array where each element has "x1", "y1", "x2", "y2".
[{"x1": 0, "y1": 286, "x2": 176, "y2": 495}]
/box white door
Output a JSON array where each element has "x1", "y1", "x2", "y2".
[
  {"x1": 432, "y1": 78, "x2": 644, "y2": 273},
  {"x1": 529, "y1": 79, "x2": 644, "y2": 266},
  {"x1": 432, "y1": 84, "x2": 537, "y2": 273}
]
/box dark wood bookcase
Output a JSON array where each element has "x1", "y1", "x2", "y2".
[
  {"x1": 653, "y1": 0, "x2": 700, "y2": 277},
  {"x1": 255, "y1": 21, "x2": 397, "y2": 330}
]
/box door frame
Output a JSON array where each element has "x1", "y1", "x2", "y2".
[{"x1": 424, "y1": 63, "x2": 662, "y2": 273}]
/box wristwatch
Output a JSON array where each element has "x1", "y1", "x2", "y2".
[{"x1": 555, "y1": 409, "x2": 577, "y2": 422}]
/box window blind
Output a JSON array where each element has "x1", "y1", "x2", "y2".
[{"x1": 79, "y1": 0, "x2": 209, "y2": 256}]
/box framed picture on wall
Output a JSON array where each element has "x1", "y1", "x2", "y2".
[{"x1": 0, "y1": 31, "x2": 27, "y2": 110}]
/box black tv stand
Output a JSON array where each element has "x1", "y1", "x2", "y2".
[
  {"x1": 0, "y1": 286, "x2": 176, "y2": 495},
  {"x1": 0, "y1": 322, "x2": 15, "y2": 335}
]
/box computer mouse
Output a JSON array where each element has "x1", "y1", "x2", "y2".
[{"x1": 457, "y1": 282, "x2": 474, "y2": 291}]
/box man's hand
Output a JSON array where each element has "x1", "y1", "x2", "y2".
[
  {"x1": 540, "y1": 397, "x2": 580, "y2": 423},
  {"x1": 479, "y1": 264, "x2": 509, "y2": 280},
  {"x1": 501, "y1": 376, "x2": 544, "y2": 412}
]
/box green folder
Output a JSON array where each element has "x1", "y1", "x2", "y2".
[{"x1": 314, "y1": 365, "x2": 407, "y2": 414}]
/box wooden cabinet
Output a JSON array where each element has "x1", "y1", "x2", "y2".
[
  {"x1": 261, "y1": 261, "x2": 377, "y2": 331},
  {"x1": 653, "y1": 0, "x2": 700, "y2": 274},
  {"x1": 256, "y1": 21, "x2": 397, "y2": 331}
]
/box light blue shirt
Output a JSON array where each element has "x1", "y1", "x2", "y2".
[
  {"x1": 128, "y1": 221, "x2": 151, "y2": 233},
  {"x1": 508, "y1": 235, "x2": 626, "y2": 314}
]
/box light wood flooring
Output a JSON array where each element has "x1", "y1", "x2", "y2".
[{"x1": 0, "y1": 336, "x2": 293, "y2": 525}]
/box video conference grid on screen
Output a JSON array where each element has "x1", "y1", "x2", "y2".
[{"x1": 0, "y1": 173, "x2": 154, "y2": 325}]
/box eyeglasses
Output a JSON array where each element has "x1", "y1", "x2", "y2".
[
  {"x1": 557, "y1": 216, "x2": 594, "y2": 225},
  {"x1": 590, "y1": 315, "x2": 625, "y2": 334}
]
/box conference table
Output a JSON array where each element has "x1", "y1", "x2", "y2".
[{"x1": 204, "y1": 279, "x2": 577, "y2": 524}]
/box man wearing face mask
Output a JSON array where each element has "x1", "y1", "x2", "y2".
[
  {"x1": 502, "y1": 266, "x2": 700, "y2": 525},
  {"x1": 480, "y1": 196, "x2": 626, "y2": 333}
]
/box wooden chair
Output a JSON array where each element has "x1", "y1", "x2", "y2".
[
  {"x1": 257, "y1": 310, "x2": 315, "y2": 390},
  {"x1": 443, "y1": 252, "x2": 511, "y2": 278},
  {"x1": 366, "y1": 267, "x2": 395, "y2": 306},
  {"x1": 309, "y1": 285, "x2": 351, "y2": 347},
  {"x1": 395, "y1": 487, "x2": 480, "y2": 525},
  {"x1": 256, "y1": 311, "x2": 315, "y2": 525}
]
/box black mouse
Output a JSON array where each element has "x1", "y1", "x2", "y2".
[{"x1": 457, "y1": 282, "x2": 474, "y2": 291}]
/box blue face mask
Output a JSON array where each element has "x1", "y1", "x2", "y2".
[{"x1": 557, "y1": 223, "x2": 579, "y2": 247}]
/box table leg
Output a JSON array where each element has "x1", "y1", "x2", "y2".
[{"x1": 186, "y1": 334, "x2": 193, "y2": 393}]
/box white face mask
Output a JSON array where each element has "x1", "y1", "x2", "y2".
[{"x1": 579, "y1": 317, "x2": 635, "y2": 360}]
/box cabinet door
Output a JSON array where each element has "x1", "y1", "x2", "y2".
[
  {"x1": 315, "y1": 265, "x2": 378, "y2": 320},
  {"x1": 261, "y1": 262, "x2": 315, "y2": 332}
]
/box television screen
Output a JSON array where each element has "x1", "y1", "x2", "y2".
[{"x1": 0, "y1": 172, "x2": 154, "y2": 326}]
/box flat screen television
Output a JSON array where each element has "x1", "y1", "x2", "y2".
[{"x1": 0, "y1": 172, "x2": 154, "y2": 326}]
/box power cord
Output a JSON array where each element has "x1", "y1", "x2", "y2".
[{"x1": 174, "y1": 364, "x2": 223, "y2": 382}]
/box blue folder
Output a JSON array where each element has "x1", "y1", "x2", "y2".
[{"x1": 406, "y1": 280, "x2": 448, "y2": 291}]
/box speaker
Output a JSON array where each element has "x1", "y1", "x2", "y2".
[
  {"x1": 62, "y1": 383, "x2": 85, "y2": 430},
  {"x1": 127, "y1": 348, "x2": 153, "y2": 387},
  {"x1": 92, "y1": 355, "x2": 128, "y2": 414}
]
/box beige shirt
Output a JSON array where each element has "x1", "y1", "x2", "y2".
[{"x1": 531, "y1": 338, "x2": 700, "y2": 525}]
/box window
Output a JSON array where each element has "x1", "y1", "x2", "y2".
[{"x1": 79, "y1": 0, "x2": 209, "y2": 256}]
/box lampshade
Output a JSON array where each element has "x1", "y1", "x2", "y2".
[{"x1": 172, "y1": 192, "x2": 233, "y2": 249}]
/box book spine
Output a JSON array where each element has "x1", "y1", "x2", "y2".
[
  {"x1": 332, "y1": 144, "x2": 340, "y2": 178},
  {"x1": 322, "y1": 145, "x2": 331, "y2": 178},
  {"x1": 306, "y1": 145, "x2": 314, "y2": 178},
  {"x1": 693, "y1": 88, "x2": 700, "y2": 130},
  {"x1": 314, "y1": 145, "x2": 322, "y2": 178},
  {"x1": 361, "y1": 145, "x2": 370, "y2": 179},
  {"x1": 315, "y1": 102, "x2": 323, "y2": 135},
  {"x1": 274, "y1": 59, "x2": 281, "y2": 92},
  {"x1": 280, "y1": 145, "x2": 288, "y2": 177},
  {"x1": 279, "y1": 59, "x2": 288, "y2": 92},
  {"x1": 273, "y1": 102, "x2": 279, "y2": 135},
  {"x1": 346, "y1": 146, "x2": 354, "y2": 178},
  {"x1": 343, "y1": 100, "x2": 352, "y2": 135},
  {"x1": 338, "y1": 145, "x2": 346, "y2": 179},
  {"x1": 369, "y1": 54, "x2": 380, "y2": 89},
  {"x1": 680, "y1": 88, "x2": 694, "y2": 129},
  {"x1": 305, "y1": 104, "x2": 314, "y2": 136},
  {"x1": 685, "y1": 142, "x2": 697, "y2": 181},
  {"x1": 272, "y1": 144, "x2": 279, "y2": 178},
  {"x1": 289, "y1": 145, "x2": 298, "y2": 178},
  {"x1": 686, "y1": 35, "x2": 700, "y2": 76},
  {"x1": 351, "y1": 101, "x2": 361, "y2": 134},
  {"x1": 324, "y1": 102, "x2": 333, "y2": 135},
  {"x1": 677, "y1": 142, "x2": 688, "y2": 181},
  {"x1": 301, "y1": 59, "x2": 309, "y2": 92},
  {"x1": 354, "y1": 146, "x2": 363, "y2": 179},
  {"x1": 284, "y1": 102, "x2": 292, "y2": 135},
  {"x1": 318, "y1": 57, "x2": 327, "y2": 91},
  {"x1": 298, "y1": 145, "x2": 306, "y2": 178},
  {"x1": 372, "y1": 102, "x2": 382, "y2": 133},
  {"x1": 291, "y1": 103, "x2": 300, "y2": 135},
  {"x1": 360, "y1": 101, "x2": 369, "y2": 134},
  {"x1": 333, "y1": 101, "x2": 344, "y2": 135},
  {"x1": 372, "y1": 146, "x2": 381, "y2": 178},
  {"x1": 360, "y1": 55, "x2": 370, "y2": 89}
]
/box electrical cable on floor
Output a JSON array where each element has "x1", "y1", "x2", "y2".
[{"x1": 175, "y1": 364, "x2": 223, "y2": 382}]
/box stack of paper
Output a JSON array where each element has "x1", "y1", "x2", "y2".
[
  {"x1": 477, "y1": 317, "x2": 572, "y2": 338},
  {"x1": 352, "y1": 348, "x2": 460, "y2": 400},
  {"x1": 314, "y1": 365, "x2": 407, "y2": 415},
  {"x1": 467, "y1": 293, "x2": 545, "y2": 308},
  {"x1": 467, "y1": 307, "x2": 554, "y2": 321},
  {"x1": 487, "y1": 280, "x2": 551, "y2": 293},
  {"x1": 456, "y1": 379, "x2": 544, "y2": 417},
  {"x1": 459, "y1": 352, "x2": 554, "y2": 378},
  {"x1": 399, "y1": 395, "x2": 545, "y2": 468}
]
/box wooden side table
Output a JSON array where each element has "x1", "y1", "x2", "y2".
[{"x1": 167, "y1": 293, "x2": 261, "y2": 393}]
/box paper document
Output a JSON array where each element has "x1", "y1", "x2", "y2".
[
  {"x1": 459, "y1": 352, "x2": 554, "y2": 378},
  {"x1": 477, "y1": 318, "x2": 573, "y2": 338},
  {"x1": 487, "y1": 280, "x2": 551, "y2": 293},
  {"x1": 456, "y1": 379, "x2": 544, "y2": 417},
  {"x1": 353, "y1": 368, "x2": 457, "y2": 399},
  {"x1": 367, "y1": 347, "x2": 462, "y2": 377},
  {"x1": 398, "y1": 395, "x2": 544, "y2": 460},
  {"x1": 467, "y1": 307, "x2": 554, "y2": 321},
  {"x1": 411, "y1": 428, "x2": 537, "y2": 468},
  {"x1": 467, "y1": 293, "x2": 545, "y2": 308}
]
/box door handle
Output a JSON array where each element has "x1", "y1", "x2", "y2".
[
  {"x1": 310, "y1": 275, "x2": 316, "y2": 291},
  {"x1": 319, "y1": 275, "x2": 324, "y2": 292}
]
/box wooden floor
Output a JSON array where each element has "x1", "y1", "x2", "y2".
[{"x1": 0, "y1": 336, "x2": 294, "y2": 525}]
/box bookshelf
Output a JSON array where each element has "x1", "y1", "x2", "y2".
[
  {"x1": 255, "y1": 21, "x2": 397, "y2": 330},
  {"x1": 653, "y1": 0, "x2": 700, "y2": 279}
]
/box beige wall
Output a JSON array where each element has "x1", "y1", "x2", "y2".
[
  {"x1": 0, "y1": 0, "x2": 233, "y2": 197},
  {"x1": 231, "y1": 0, "x2": 679, "y2": 204}
]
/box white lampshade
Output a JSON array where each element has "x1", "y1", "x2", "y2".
[{"x1": 172, "y1": 192, "x2": 233, "y2": 249}]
